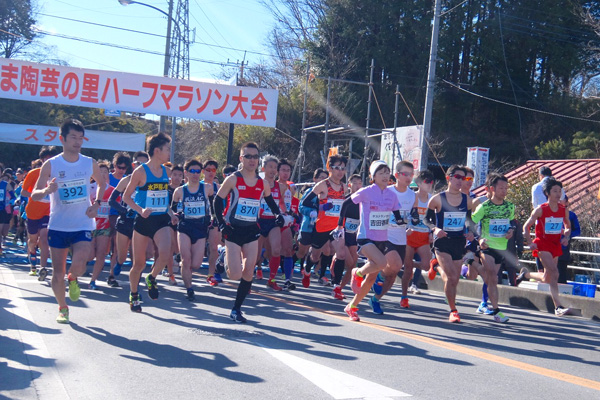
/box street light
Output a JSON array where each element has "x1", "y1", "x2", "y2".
[{"x1": 118, "y1": 0, "x2": 180, "y2": 163}]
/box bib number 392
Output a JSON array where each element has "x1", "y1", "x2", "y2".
[{"x1": 58, "y1": 179, "x2": 87, "y2": 205}]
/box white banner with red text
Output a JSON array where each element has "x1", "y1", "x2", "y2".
[
  {"x1": 0, "y1": 58, "x2": 278, "y2": 127},
  {"x1": 0, "y1": 123, "x2": 145, "y2": 152}
]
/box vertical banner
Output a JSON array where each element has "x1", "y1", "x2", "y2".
[
  {"x1": 466, "y1": 147, "x2": 490, "y2": 188},
  {"x1": 379, "y1": 125, "x2": 423, "y2": 172}
]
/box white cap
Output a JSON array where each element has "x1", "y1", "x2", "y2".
[{"x1": 369, "y1": 160, "x2": 389, "y2": 178}]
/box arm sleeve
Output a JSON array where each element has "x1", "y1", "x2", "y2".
[
  {"x1": 424, "y1": 208, "x2": 436, "y2": 229},
  {"x1": 337, "y1": 197, "x2": 354, "y2": 226},
  {"x1": 466, "y1": 210, "x2": 479, "y2": 237},
  {"x1": 301, "y1": 191, "x2": 318, "y2": 210},
  {"x1": 264, "y1": 194, "x2": 281, "y2": 216},
  {"x1": 393, "y1": 209, "x2": 405, "y2": 224},
  {"x1": 213, "y1": 195, "x2": 226, "y2": 226},
  {"x1": 171, "y1": 200, "x2": 179, "y2": 213},
  {"x1": 109, "y1": 189, "x2": 127, "y2": 215}
]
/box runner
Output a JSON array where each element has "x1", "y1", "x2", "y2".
[
  {"x1": 201, "y1": 159, "x2": 221, "y2": 285},
  {"x1": 424, "y1": 165, "x2": 476, "y2": 323},
  {"x1": 520, "y1": 177, "x2": 572, "y2": 317},
  {"x1": 171, "y1": 159, "x2": 213, "y2": 301},
  {"x1": 213, "y1": 142, "x2": 285, "y2": 323},
  {"x1": 277, "y1": 159, "x2": 298, "y2": 291},
  {"x1": 471, "y1": 173, "x2": 514, "y2": 323},
  {"x1": 108, "y1": 174, "x2": 134, "y2": 287},
  {"x1": 336, "y1": 161, "x2": 405, "y2": 321},
  {"x1": 88, "y1": 161, "x2": 115, "y2": 290},
  {"x1": 31, "y1": 119, "x2": 105, "y2": 323},
  {"x1": 123, "y1": 133, "x2": 179, "y2": 313},
  {"x1": 108, "y1": 152, "x2": 131, "y2": 277},
  {"x1": 0, "y1": 167, "x2": 14, "y2": 256},
  {"x1": 163, "y1": 163, "x2": 184, "y2": 285},
  {"x1": 369, "y1": 161, "x2": 415, "y2": 314}
]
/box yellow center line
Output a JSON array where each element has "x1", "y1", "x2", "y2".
[{"x1": 252, "y1": 289, "x2": 600, "y2": 392}]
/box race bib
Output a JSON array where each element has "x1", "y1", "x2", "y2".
[
  {"x1": 235, "y1": 198, "x2": 260, "y2": 222},
  {"x1": 369, "y1": 211, "x2": 390, "y2": 231},
  {"x1": 409, "y1": 207, "x2": 430, "y2": 233},
  {"x1": 97, "y1": 201, "x2": 110, "y2": 219},
  {"x1": 184, "y1": 201, "x2": 206, "y2": 219},
  {"x1": 344, "y1": 217, "x2": 359, "y2": 234},
  {"x1": 443, "y1": 211, "x2": 466, "y2": 232},
  {"x1": 489, "y1": 218, "x2": 510, "y2": 238},
  {"x1": 58, "y1": 179, "x2": 88, "y2": 205},
  {"x1": 324, "y1": 199, "x2": 344, "y2": 217},
  {"x1": 544, "y1": 217, "x2": 563, "y2": 235},
  {"x1": 146, "y1": 190, "x2": 168, "y2": 212},
  {"x1": 389, "y1": 210, "x2": 408, "y2": 230}
]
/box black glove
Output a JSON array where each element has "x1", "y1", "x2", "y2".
[
  {"x1": 219, "y1": 223, "x2": 234, "y2": 236},
  {"x1": 410, "y1": 207, "x2": 420, "y2": 226},
  {"x1": 275, "y1": 214, "x2": 285, "y2": 228}
]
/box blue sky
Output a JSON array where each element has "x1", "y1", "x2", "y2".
[{"x1": 34, "y1": 0, "x2": 277, "y2": 81}]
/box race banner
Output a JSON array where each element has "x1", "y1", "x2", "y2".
[
  {"x1": 0, "y1": 58, "x2": 278, "y2": 127},
  {"x1": 466, "y1": 147, "x2": 490, "y2": 188},
  {"x1": 379, "y1": 125, "x2": 423, "y2": 172},
  {"x1": 0, "y1": 123, "x2": 146, "y2": 152}
]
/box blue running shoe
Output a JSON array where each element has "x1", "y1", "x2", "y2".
[
  {"x1": 113, "y1": 263, "x2": 122, "y2": 277},
  {"x1": 230, "y1": 309, "x2": 247, "y2": 323},
  {"x1": 369, "y1": 296, "x2": 384, "y2": 315},
  {"x1": 214, "y1": 273, "x2": 223, "y2": 283},
  {"x1": 89, "y1": 280, "x2": 98, "y2": 290},
  {"x1": 476, "y1": 302, "x2": 494, "y2": 315},
  {"x1": 372, "y1": 272, "x2": 384, "y2": 295}
]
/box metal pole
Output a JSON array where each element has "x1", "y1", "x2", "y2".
[
  {"x1": 421, "y1": 0, "x2": 442, "y2": 171},
  {"x1": 226, "y1": 73, "x2": 239, "y2": 165},
  {"x1": 292, "y1": 62, "x2": 311, "y2": 182},
  {"x1": 160, "y1": 0, "x2": 173, "y2": 133},
  {"x1": 361, "y1": 59, "x2": 375, "y2": 182},
  {"x1": 392, "y1": 84, "x2": 400, "y2": 172},
  {"x1": 323, "y1": 77, "x2": 331, "y2": 169}
]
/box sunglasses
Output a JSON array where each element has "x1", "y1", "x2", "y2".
[
  {"x1": 331, "y1": 165, "x2": 346, "y2": 171},
  {"x1": 116, "y1": 165, "x2": 127, "y2": 170},
  {"x1": 204, "y1": 167, "x2": 216, "y2": 173},
  {"x1": 451, "y1": 174, "x2": 466, "y2": 181},
  {"x1": 464, "y1": 176, "x2": 474, "y2": 182},
  {"x1": 242, "y1": 154, "x2": 260, "y2": 160},
  {"x1": 188, "y1": 169, "x2": 202, "y2": 174}
]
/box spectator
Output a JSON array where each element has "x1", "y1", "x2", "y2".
[{"x1": 531, "y1": 166, "x2": 565, "y2": 209}]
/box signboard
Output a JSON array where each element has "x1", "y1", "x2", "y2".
[
  {"x1": 0, "y1": 123, "x2": 145, "y2": 152},
  {"x1": 0, "y1": 58, "x2": 278, "y2": 127},
  {"x1": 380, "y1": 125, "x2": 423, "y2": 172},
  {"x1": 466, "y1": 147, "x2": 490, "y2": 188}
]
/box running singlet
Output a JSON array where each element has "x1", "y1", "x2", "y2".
[
  {"x1": 224, "y1": 171, "x2": 264, "y2": 227},
  {"x1": 134, "y1": 164, "x2": 169, "y2": 215},
  {"x1": 22, "y1": 168, "x2": 50, "y2": 220},
  {"x1": 472, "y1": 199, "x2": 515, "y2": 250},
  {"x1": 259, "y1": 181, "x2": 281, "y2": 219},
  {"x1": 535, "y1": 203, "x2": 565, "y2": 244},
  {"x1": 388, "y1": 186, "x2": 416, "y2": 245},
  {"x1": 409, "y1": 194, "x2": 431, "y2": 233},
  {"x1": 108, "y1": 173, "x2": 122, "y2": 216},
  {"x1": 181, "y1": 183, "x2": 210, "y2": 226},
  {"x1": 436, "y1": 192, "x2": 468, "y2": 238},
  {"x1": 95, "y1": 184, "x2": 114, "y2": 230},
  {"x1": 48, "y1": 153, "x2": 95, "y2": 232},
  {"x1": 0, "y1": 180, "x2": 8, "y2": 208},
  {"x1": 315, "y1": 180, "x2": 345, "y2": 233},
  {"x1": 351, "y1": 184, "x2": 400, "y2": 242},
  {"x1": 343, "y1": 194, "x2": 360, "y2": 234},
  {"x1": 299, "y1": 187, "x2": 318, "y2": 233}
]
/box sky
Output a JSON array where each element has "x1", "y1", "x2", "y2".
[{"x1": 33, "y1": 0, "x2": 278, "y2": 82}]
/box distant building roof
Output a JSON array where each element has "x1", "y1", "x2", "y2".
[{"x1": 473, "y1": 159, "x2": 600, "y2": 214}]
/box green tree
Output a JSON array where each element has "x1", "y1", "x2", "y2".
[
  {"x1": 569, "y1": 130, "x2": 600, "y2": 159},
  {"x1": 535, "y1": 137, "x2": 570, "y2": 159},
  {"x1": 0, "y1": 0, "x2": 37, "y2": 58}
]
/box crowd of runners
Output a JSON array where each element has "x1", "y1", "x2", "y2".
[{"x1": 1, "y1": 118, "x2": 574, "y2": 324}]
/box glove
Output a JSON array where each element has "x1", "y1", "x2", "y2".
[
  {"x1": 219, "y1": 223, "x2": 234, "y2": 236},
  {"x1": 410, "y1": 208, "x2": 420, "y2": 225},
  {"x1": 320, "y1": 202, "x2": 334, "y2": 212},
  {"x1": 332, "y1": 226, "x2": 345, "y2": 240},
  {"x1": 309, "y1": 210, "x2": 317, "y2": 219},
  {"x1": 275, "y1": 214, "x2": 294, "y2": 228}
]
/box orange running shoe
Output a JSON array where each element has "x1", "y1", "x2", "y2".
[
  {"x1": 449, "y1": 310, "x2": 461, "y2": 323},
  {"x1": 428, "y1": 258, "x2": 439, "y2": 281},
  {"x1": 206, "y1": 276, "x2": 219, "y2": 286},
  {"x1": 267, "y1": 278, "x2": 282, "y2": 291},
  {"x1": 344, "y1": 304, "x2": 360, "y2": 321},
  {"x1": 301, "y1": 270, "x2": 311, "y2": 288},
  {"x1": 350, "y1": 268, "x2": 364, "y2": 294},
  {"x1": 256, "y1": 267, "x2": 263, "y2": 280},
  {"x1": 400, "y1": 297, "x2": 410, "y2": 308}
]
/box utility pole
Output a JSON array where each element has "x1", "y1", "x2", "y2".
[{"x1": 361, "y1": 59, "x2": 375, "y2": 182}]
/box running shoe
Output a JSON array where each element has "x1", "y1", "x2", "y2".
[
  {"x1": 515, "y1": 267, "x2": 529, "y2": 286},
  {"x1": 449, "y1": 310, "x2": 461, "y2": 323},
  {"x1": 344, "y1": 304, "x2": 360, "y2": 322},
  {"x1": 162, "y1": 268, "x2": 170, "y2": 277},
  {"x1": 168, "y1": 274, "x2": 178, "y2": 286},
  {"x1": 318, "y1": 276, "x2": 331, "y2": 286},
  {"x1": 493, "y1": 311, "x2": 509, "y2": 323},
  {"x1": 408, "y1": 283, "x2": 422, "y2": 294},
  {"x1": 369, "y1": 296, "x2": 384, "y2": 315},
  {"x1": 350, "y1": 268, "x2": 364, "y2": 294},
  {"x1": 28, "y1": 268, "x2": 38, "y2": 276},
  {"x1": 107, "y1": 276, "x2": 119, "y2": 287},
  {"x1": 255, "y1": 267, "x2": 263, "y2": 280},
  {"x1": 89, "y1": 280, "x2": 98, "y2": 290},
  {"x1": 267, "y1": 278, "x2": 283, "y2": 291},
  {"x1": 301, "y1": 270, "x2": 311, "y2": 288},
  {"x1": 38, "y1": 267, "x2": 48, "y2": 281},
  {"x1": 207, "y1": 276, "x2": 219, "y2": 286},
  {"x1": 113, "y1": 263, "x2": 122, "y2": 277},
  {"x1": 186, "y1": 288, "x2": 195, "y2": 301},
  {"x1": 283, "y1": 280, "x2": 296, "y2": 291},
  {"x1": 27, "y1": 253, "x2": 37, "y2": 267},
  {"x1": 68, "y1": 278, "x2": 80, "y2": 302},
  {"x1": 145, "y1": 275, "x2": 159, "y2": 299},
  {"x1": 555, "y1": 306, "x2": 571, "y2": 317},
  {"x1": 129, "y1": 292, "x2": 142, "y2": 312},
  {"x1": 428, "y1": 258, "x2": 438, "y2": 281},
  {"x1": 400, "y1": 297, "x2": 410, "y2": 309},
  {"x1": 332, "y1": 285, "x2": 346, "y2": 300},
  {"x1": 476, "y1": 302, "x2": 494, "y2": 315},
  {"x1": 230, "y1": 309, "x2": 247, "y2": 323},
  {"x1": 56, "y1": 307, "x2": 69, "y2": 324},
  {"x1": 213, "y1": 273, "x2": 223, "y2": 283},
  {"x1": 372, "y1": 272, "x2": 384, "y2": 295}
]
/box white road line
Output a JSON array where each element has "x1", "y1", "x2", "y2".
[
  {"x1": 262, "y1": 347, "x2": 411, "y2": 399},
  {"x1": 0, "y1": 266, "x2": 71, "y2": 400}
]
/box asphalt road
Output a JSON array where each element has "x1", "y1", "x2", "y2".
[{"x1": 1, "y1": 242, "x2": 599, "y2": 400}]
